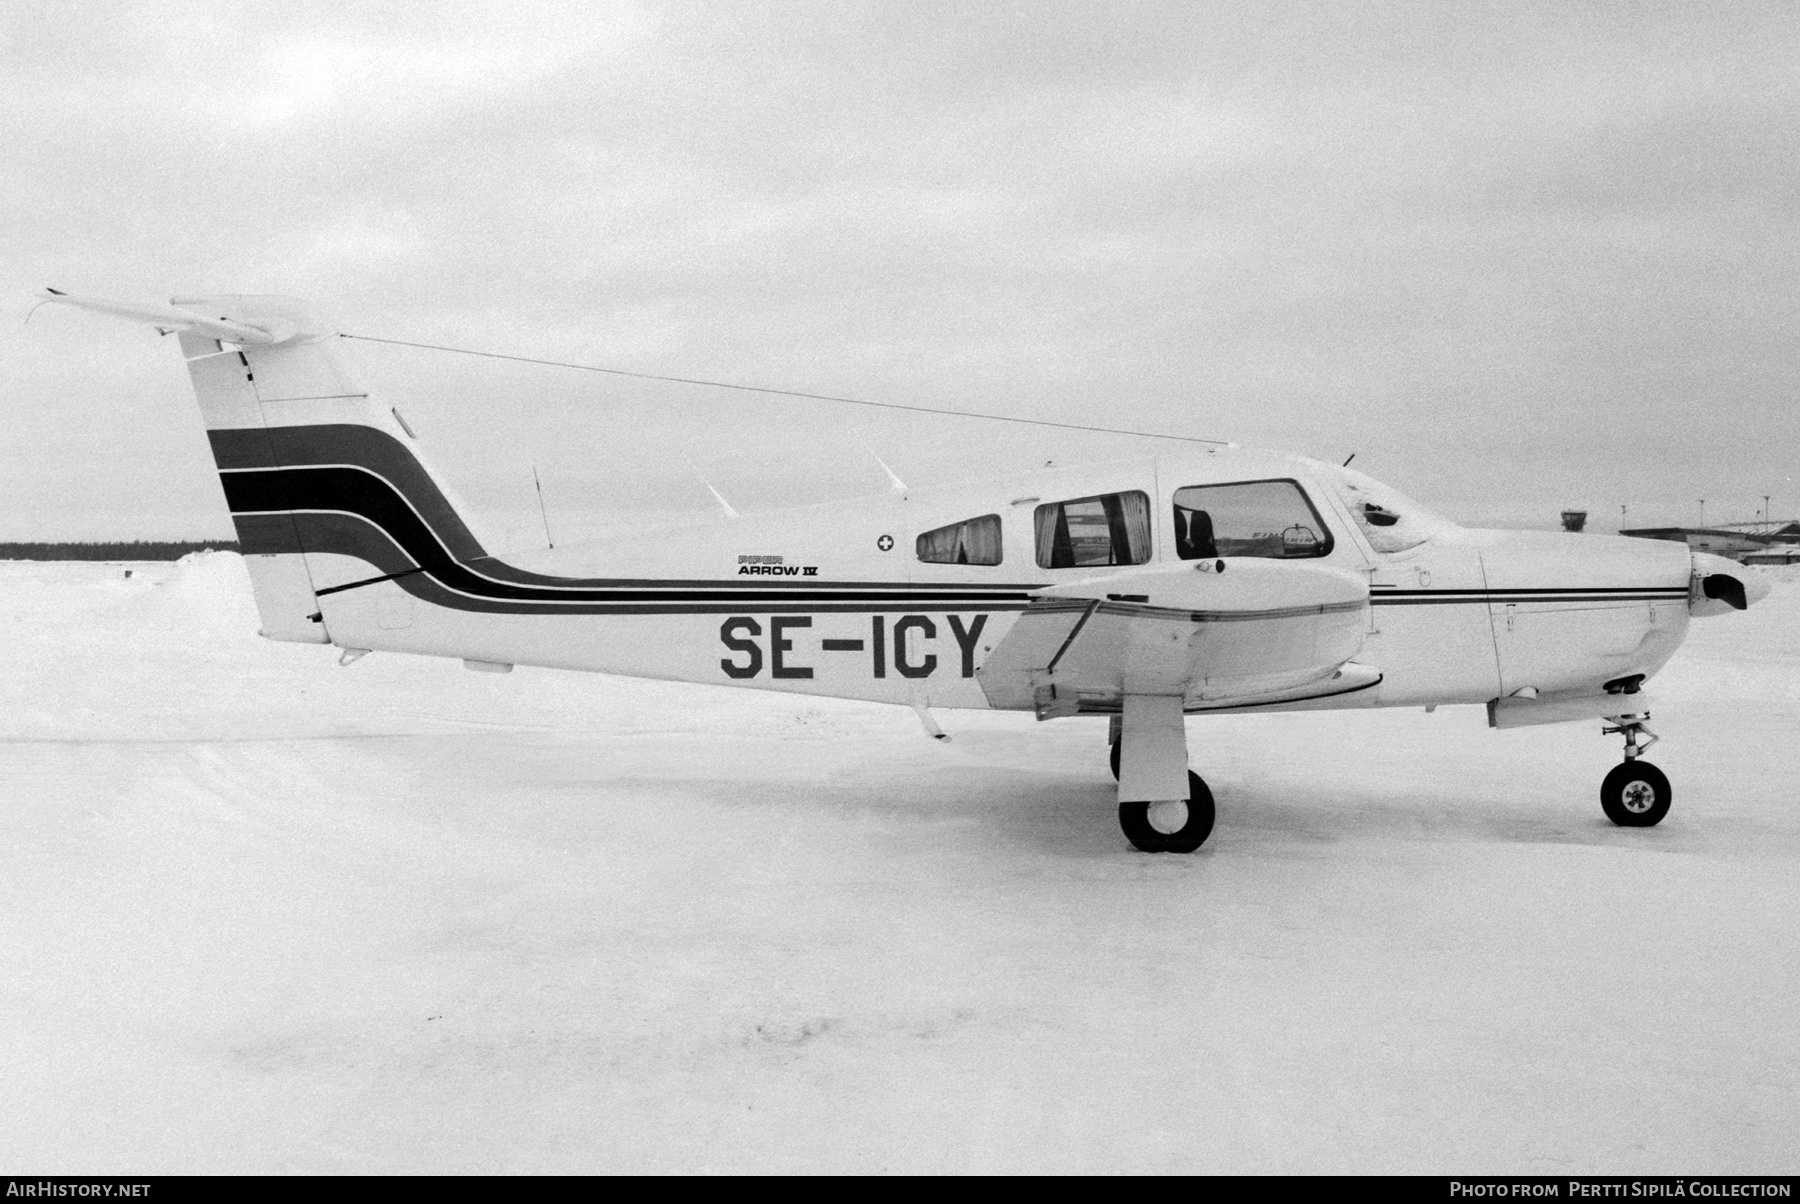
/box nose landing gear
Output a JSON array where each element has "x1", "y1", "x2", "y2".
[{"x1": 1600, "y1": 714, "x2": 1670, "y2": 827}]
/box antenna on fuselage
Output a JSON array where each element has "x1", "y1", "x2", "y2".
[
  {"x1": 683, "y1": 454, "x2": 740, "y2": 519},
  {"x1": 1342, "y1": 453, "x2": 1356, "y2": 467},
  {"x1": 531, "y1": 464, "x2": 555, "y2": 549},
  {"x1": 854, "y1": 432, "x2": 908, "y2": 494}
]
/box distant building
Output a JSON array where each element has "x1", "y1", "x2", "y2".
[
  {"x1": 1743, "y1": 545, "x2": 1800, "y2": 566},
  {"x1": 1621, "y1": 521, "x2": 1800, "y2": 563},
  {"x1": 1560, "y1": 510, "x2": 1587, "y2": 533},
  {"x1": 1718, "y1": 520, "x2": 1800, "y2": 541}
]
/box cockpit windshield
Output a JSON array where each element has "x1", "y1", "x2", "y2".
[{"x1": 1318, "y1": 464, "x2": 1459, "y2": 553}]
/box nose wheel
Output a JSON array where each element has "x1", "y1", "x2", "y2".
[{"x1": 1600, "y1": 715, "x2": 1670, "y2": 827}]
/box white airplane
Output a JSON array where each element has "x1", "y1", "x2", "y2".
[{"x1": 37, "y1": 289, "x2": 1771, "y2": 852}]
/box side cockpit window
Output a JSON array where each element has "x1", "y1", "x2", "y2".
[
  {"x1": 1172, "y1": 479, "x2": 1332, "y2": 560},
  {"x1": 1361, "y1": 502, "x2": 1400, "y2": 527},
  {"x1": 917, "y1": 514, "x2": 1003, "y2": 565},
  {"x1": 1034, "y1": 491, "x2": 1152, "y2": 568}
]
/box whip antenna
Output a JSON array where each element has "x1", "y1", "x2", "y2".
[{"x1": 531, "y1": 464, "x2": 555, "y2": 549}]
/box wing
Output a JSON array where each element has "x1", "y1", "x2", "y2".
[{"x1": 975, "y1": 559, "x2": 1377, "y2": 717}]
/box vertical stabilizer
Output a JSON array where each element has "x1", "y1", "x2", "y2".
[{"x1": 168, "y1": 295, "x2": 492, "y2": 645}]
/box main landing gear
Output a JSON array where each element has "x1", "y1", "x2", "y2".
[
  {"x1": 1115, "y1": 768, "x2": 1216, "y2": 853},
  {"x1": 1109, "y1": 700, "x2": 1216, "y2": 853},
  {"x1": 1600, "y1": 714, "x2": 1670, "y2": 827}
]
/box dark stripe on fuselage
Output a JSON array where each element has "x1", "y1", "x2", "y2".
[
  {"x1": 210, "y1": 425, "x2": 486, "y2": 564},
  {"x1": 225, "y1": 467, "x2": 1044, "y2": 601},
  {"x1": 1371, "y1": 593, "x2": 1687, "y2": 606},
  {"x1": 1375, "y1": 585, "x2": 1682, "y2": 595},
  {"x1": 223, "y1": 474, "x2": 1037, "y2": 612},
  {"x1": 281, "y1": 511, "x2": 1033, "y2": 615}
]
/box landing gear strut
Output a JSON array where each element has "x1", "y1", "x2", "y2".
[
  {"x1": 1600, "y1": 714, "x2": 1670, "y2": 827},
  {"x1": 1110, "y1": 698, "x2": 1216, "y2": 853}
]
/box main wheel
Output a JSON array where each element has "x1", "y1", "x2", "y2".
[
  {"x1": 1119, "y1": 771, "x2": 1215, "y2": 853},
  {"x1": 1601, "y1": 760, "x2": 1671, "y2": 827}
]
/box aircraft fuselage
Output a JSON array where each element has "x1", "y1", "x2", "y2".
[{"x1": 303, "y1": 444, "x2": 1696, "y2": 721}]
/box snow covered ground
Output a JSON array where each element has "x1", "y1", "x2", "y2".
[{"x1": 3, "y1": 555, "x2": 1796, "y2": 1174}]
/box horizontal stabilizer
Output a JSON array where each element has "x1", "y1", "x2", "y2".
[{"x1": 36, "y1": 288, "x2": 302, "y2": 345}]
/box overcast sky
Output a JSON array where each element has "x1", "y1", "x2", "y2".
[{"x1": 4, "y1": 1, "x2": 1796, "y2": 544}]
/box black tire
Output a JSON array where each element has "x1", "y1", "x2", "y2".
[
  {"x1": 1109, "y1": 739, "x2": 1121, "y2": 781},
  {"x1": 1119, "y1": 771, "x2": 1215, "y2": 853},
  {"x1": 1601, "y1": 760, "x2": 1671, "y2": 827}
]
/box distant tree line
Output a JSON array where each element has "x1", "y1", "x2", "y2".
[{"x1": 0, "y1": 541, "x2": 241, "y2": 561}]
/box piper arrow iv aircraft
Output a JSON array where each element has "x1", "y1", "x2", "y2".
[{"x1": 39, "y1": 289, "x2": 1771, "y2": 852}]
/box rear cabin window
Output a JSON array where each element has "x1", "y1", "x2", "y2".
[
  {"x1": 1034, "y1": 491, "x2": 1152, "y2": 569},
  {"x1": 1172, "y1": 479, "x2": 1332, "y2": 560},
  {"x1": 916, "y1": 514, "x2": 1003, "y2": 565}
]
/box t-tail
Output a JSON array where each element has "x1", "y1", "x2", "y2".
[{"x1": 36, "y1": 290, "x2": 494, "y2": 647}]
